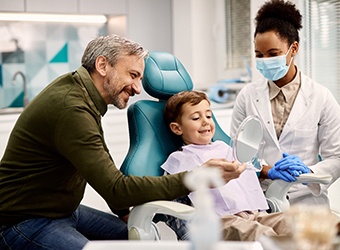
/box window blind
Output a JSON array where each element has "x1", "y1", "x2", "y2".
[
  {"x1": 225, "y1": 0, "x2": 251, "y2": 69},
  {"x1": 300, "y1": 0, "x2": 340, "y2": 103}
]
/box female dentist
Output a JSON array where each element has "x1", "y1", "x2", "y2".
[{"x1": 230, "y1": 0, "x2": 340, "y2": 207}]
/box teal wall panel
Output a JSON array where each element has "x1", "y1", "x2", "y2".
[
  {"x1": 0, "y1": 22, "x2": 107, "y2": 108},
  {"x1": 50, "y1": 43, "x2": 68, "y2": 63}
]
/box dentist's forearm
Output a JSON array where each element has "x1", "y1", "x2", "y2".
[{"x1": 259, "y1": 165, "x2": 271, "y2": 179}]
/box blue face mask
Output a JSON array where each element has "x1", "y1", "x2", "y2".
[{"x1": 255, "y1": 45, "x2": 293, "y2": 81}]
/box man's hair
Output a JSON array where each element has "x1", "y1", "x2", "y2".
[
  {"x1": 164, "y1": 90, "x2": 210, "y2": 126},
  {"x1": 81, "y1": 34, "x2": 149, "y2": 73}
]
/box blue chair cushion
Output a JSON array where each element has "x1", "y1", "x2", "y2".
[
  {"x1": 142, "y1": 51, "x2": 193, "y2": 100},
  {"x1": 121, "y1": 100, "x2": 183, "y2": 176}
]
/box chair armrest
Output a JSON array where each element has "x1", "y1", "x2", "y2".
[
  {"x1": 294, "y1": 173, "x2": 332, "y2": 184},
  {"x1": 128, "y1": 200, "x2": 195, "y2": 240},
  {"x1": 265, "y1": 173, "x2": 332, "y2": 213}
]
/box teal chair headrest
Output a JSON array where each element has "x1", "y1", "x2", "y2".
[{"x1": 142, "y1": 51, "x2": 193, "y2": 100}]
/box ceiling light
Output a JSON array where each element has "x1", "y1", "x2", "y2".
[{"x1": 0, "y1": 12, "x2": 107, "y2": 24}]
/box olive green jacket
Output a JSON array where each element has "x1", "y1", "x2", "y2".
[{"x1": 0, "y1": 66, "x2": 189, "y2": 225}]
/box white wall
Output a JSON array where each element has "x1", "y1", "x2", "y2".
[
  {"x1": 172, "y1": 0, "x2": 217, "y2": 89},
  {"x1": 172, "y1": 0, "x2": 193, "y2": 79},
  {"x1": 127, "y1": 0, "x2": 173, "y2": 53}
]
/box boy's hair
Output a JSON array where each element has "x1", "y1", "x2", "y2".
[{"x1": 164, "y1": 90, "x2": 210, "y2": 126}]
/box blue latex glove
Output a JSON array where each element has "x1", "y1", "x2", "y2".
[
  {"x1": 268, "y1": 166, "x2": 297, "y2": 182},
  {"x1": 274, "y1": 152, "x2": 310, "y2": 177}
]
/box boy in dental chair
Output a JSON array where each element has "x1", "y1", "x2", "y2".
[{"x1": 161, "y1": 90, "x2": 295, "y2": 241}]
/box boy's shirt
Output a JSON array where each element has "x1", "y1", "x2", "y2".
[{"x1": 161, "y1": 140, "x2": 269, "y2": 216}]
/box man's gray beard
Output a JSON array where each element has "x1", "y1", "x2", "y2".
[
  {"x1": 104, "y1": 81, "x2": 126, "y2": 109},
  {"x1": 112, "y1": 95, "x2": 125, "y2": 109}
]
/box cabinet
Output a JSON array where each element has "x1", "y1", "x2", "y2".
[
  {"x1": 101, "y1": 107, "x2": 129, "y2": 168},
  {"x1": 212, "y1": 108, "x2": 233, "y2": 134},
  {"x1": 0, "y1": 113, "x2": 20, "y2": 159}
]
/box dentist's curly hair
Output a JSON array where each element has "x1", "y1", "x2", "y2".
[{"x1": 254, "y1": 0, "x2": 302, "y2": 44}]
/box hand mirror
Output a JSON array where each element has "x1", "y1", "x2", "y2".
[{"x1": 232, "y1": 115, "x2": 265, "y2": 171}]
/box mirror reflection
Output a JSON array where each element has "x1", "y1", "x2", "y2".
[{"x1": 232, "y1": 115, "x2": 264, "y2": 171}]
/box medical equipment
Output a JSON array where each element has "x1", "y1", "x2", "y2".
[{"x1": 207, "y1": 83, "x2": 245, "y2": 107}]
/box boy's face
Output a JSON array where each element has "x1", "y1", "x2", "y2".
[{"x1": 170, "y1": 100, "x2": 215, "y2": 145}]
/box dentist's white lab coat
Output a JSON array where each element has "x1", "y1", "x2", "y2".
[{"x1": 230, "y1": 72, "x2": 340, "y2": 206}]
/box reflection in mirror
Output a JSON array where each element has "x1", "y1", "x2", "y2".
[{"x1": 232, "y1": 115, "x2": 264, "y2": 172}]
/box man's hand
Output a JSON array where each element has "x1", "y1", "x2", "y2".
[
  {"x1": 120, "y1": 214, "x2": 129, "y2": 223},
  {"x1": 201, "y1": 158, "x2": 246, "y2": 185}
]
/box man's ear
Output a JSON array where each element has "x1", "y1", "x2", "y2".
[
  {"x1": 170, "y1": 122, "x2": 182, "y2": 135},
  {"x1": 95, "y1": 55, "x2": 108, "y2": 77}
]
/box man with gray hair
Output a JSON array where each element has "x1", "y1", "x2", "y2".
[{"x1": 0, "y1": 34, "x2": 245, "y2": 249}]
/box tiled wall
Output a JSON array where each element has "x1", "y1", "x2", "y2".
[{"x1": 0, "y1": 21, "x2": 107, "y2": 108}]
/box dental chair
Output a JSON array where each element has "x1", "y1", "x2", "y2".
[
  {"x1": 121, "y1": 51, "x2": 332, "y2": 241},
  {"x1": 120, "y1": 51, "x2": 197, "y2": 240}
]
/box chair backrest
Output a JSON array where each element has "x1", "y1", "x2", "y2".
[{"x1": 120, "y1": 51, "x2": 231, "y2": 177}]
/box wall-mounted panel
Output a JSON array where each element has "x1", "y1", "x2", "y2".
[
  {"x1": 26, "y1": 0, "x2": 78, "y2": 13},
  {"x1": 80, "y1": 0, "x2": 127, "y2": 15},
  {"x1": 0, "y1": 0, "x2": 25, "y2": 12},
  {"x1": 127, "y1": 0, "x2": 172, "y2": 52}
]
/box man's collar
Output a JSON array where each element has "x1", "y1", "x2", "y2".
[{"x1": 75, "y1": 66, "x2": 108, "y2": 116}]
